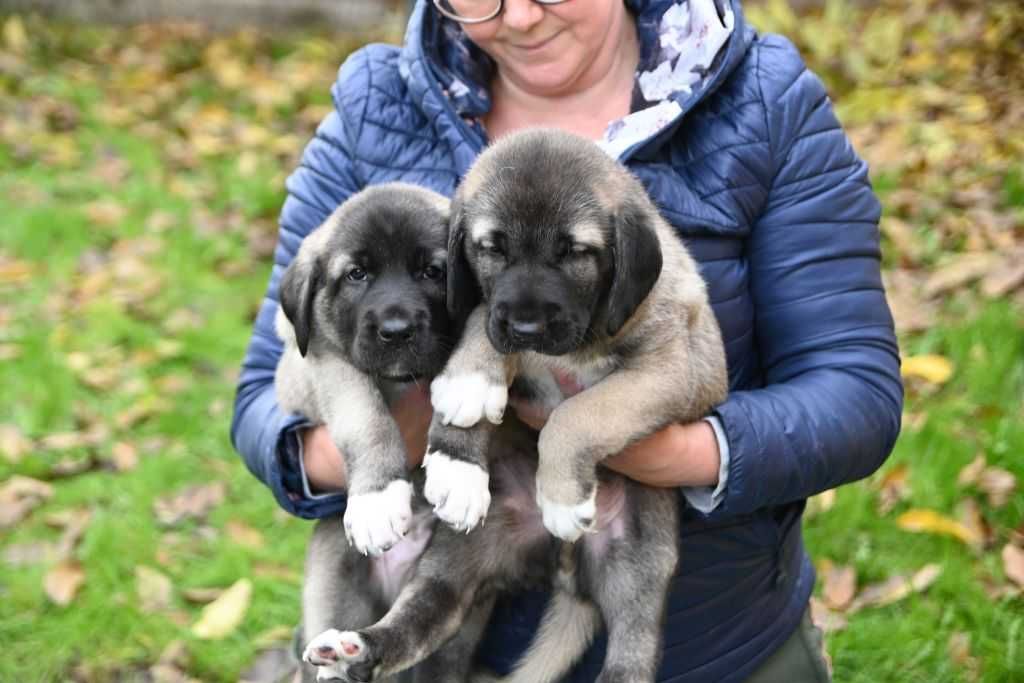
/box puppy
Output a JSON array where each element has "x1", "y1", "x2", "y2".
[{"x1": 303, "y1": 129, "x2": 728, "y2": 683}]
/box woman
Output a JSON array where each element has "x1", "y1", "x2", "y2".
[{"x1": 231, "y1": 1, "x2": 903, "y2": 680}]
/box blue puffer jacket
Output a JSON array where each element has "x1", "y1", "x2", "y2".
[{"x1": 231, "y1": 0, "x2": 903, "y2": 680}]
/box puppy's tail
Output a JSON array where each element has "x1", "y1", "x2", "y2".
[{"x1": 495, "y1": 546, "x2": 601, "y2": 683}]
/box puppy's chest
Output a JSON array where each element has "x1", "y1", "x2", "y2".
[{"x1": 511, "y1": 352, "x2": 618, "y2": 417}]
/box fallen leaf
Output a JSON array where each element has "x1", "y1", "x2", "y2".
[
  {"x1": 0, "y1": 423, "x2": 32, "y2": 463},
  {"x1": 0, "y1": 476, "x2": 55, "y2": 528},
  {"x1": 923, "y1": 252, "x2": 1000, "y2": 297},
  {"x1": 957, "y1": 454, "x2": 987, "y2": 487},
  {"x1": 182, "y1": 587, "x2": 225, "y2": 604},
  {"x1": 804, "y1": 489, "x2": 836, "y2": 519},
  {"x1": 978, "y1": 467, "x2": 1017, "y2": 508},
  {"x1": 956, "y1": 498, "x2": 992, "y2": 550},
  {"x1": 809, "y1": 597, "x2": 848, "y2": 634},
  {"x1": 981, "y1": 259, "x2": 1024, "y2": 298},
  {"x1": 136, "y1": 565, "x2": 174, "y2": 613},
  {"x1": 901, "y1": 355, "x2": 954, "y2": 384},
  {"x1": 84, "y1": 199, "x2": 128, "y2": 227},
  {"x1": 1004, "y1": 544, "x2": 1024, "y2": 589},
  {"x1": 822, "y1": 564, "x2": 857, "y2": 611},
  {"x1": 877, "y1": 464, "x2": 910, "y2": 514},
  {"x1": 226, "y1": 520, "x2": 265, "y2": 550},
  {"x1": 880, "y1": 216, "x2": 922, "y2": 264},
  {"x1": 191, "y1": 578, "x2": 252, "y2": 639},
  {"x1": 948, "y1": 631, "x2": 981, "y2": 682},
  {"x1": 44, "y1": 561, "x2": 86, "y2": 606},
  {"x1": 253, "y1": 625, "x2": 297, "y2": 650},
  {"x1": 3, "y1": 541, "x2": 61, "y2": 567},
  {"x1": 848, "y1": 564, "x2": 941, "y2": 613},
  {"x1": 897, "y1": 508, "x2": 983, "y2": 548},
  {"x1": 154, "y1": 482, "x2": 227, "y2": 526},
  {"x1": 111, "y1": 441, "x2": 140, "y2": 472}
]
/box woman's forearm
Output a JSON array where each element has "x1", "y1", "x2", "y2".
[{"x1": 604, "y1": 420, "x2": 721, "y2": 488}]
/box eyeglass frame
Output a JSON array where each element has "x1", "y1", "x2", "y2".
[{"x1": 432, "y1": 0, "x2": 571, "y2": 25}]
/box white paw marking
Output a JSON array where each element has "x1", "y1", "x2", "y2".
[
  {"x1": 537, "y1": 487, "x2": 597, "y2": 542},
  {"x1": 303, "y1": 629, "x2": 369, "y2": 681},
  {"x1": 423, "y1": 451, "x2": 491, "y2": 532},
  {"x1": 431, "y1": 372, "x2": 507, "y2": 428},
  {"x1": 343, "y1": 480, "x2": 412, "y2": 556}
]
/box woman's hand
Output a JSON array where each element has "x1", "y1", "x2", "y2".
[
  {"x1": 300, "y1": 383, "x2": 434, "y2": 494},
  {"x1": 510, "y1": 398, "x2": 720, "y2": 489}
]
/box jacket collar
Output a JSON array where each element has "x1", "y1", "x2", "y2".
[{"x1": 399, "y1": 0, "x2": 754, "y2": 162}]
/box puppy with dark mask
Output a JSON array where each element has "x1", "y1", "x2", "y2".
[
  {"x1": 302, "y1": 130, "x2": 728, "y2": 683},
  {"x1": 275, "y1": 183, "x2": 453, "y2": 559}
]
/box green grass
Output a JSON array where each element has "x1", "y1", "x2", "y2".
[{"x1": 1, "y1": 9, "x2": 1023, "y2": 683}]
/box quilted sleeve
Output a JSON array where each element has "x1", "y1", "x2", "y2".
[
  {"x1": 229, "y1": 49, "x2": 377, "y2": 519},
  {"x1": 705, "y1": 36, "x2": 903, "y2": 519}
]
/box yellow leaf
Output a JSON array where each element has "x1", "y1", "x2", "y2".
[
  {"x1": 44, "y1": 561, "x2": 85, "y2": 606},
  {"x1": 901, "y1": 355, "x2": 954, "y2": 384},
  {"x1": 897, "y1": 509, "x2": 982, "y2": 547},
  {"x1": 191, "y1": 578, "x2": 252, "y2": 639},
  {"x1": 3, "y1": 16, "x2": 28, "y2": 52}
]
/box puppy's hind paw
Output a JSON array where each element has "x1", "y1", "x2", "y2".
[
  {"x1": 343, "y1": 480, "x2": 413, "y2": 557},
  {"x1": 304, "y1": 629, "x2": 379, "y2": 682},
  {"x1": 431, "y1": 373, "x2": 507, "y2": 428},
  {"x1": 424, "y1": 450, "x2": 491, "y2": 532},
  {"x1": 537, "y1": 488, "x2": 597, "y2": 543}
]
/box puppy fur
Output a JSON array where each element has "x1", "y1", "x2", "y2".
[{"x1": 300, "y1": 130, "x2": 728, "y2": 683}]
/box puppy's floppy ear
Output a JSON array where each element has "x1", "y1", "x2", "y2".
[
  {"x1": 279, "y1": 256, "x2": 323, "y2": 357},
  {"x1": 605, "y1": 199, "x2": 663, "y2": 337},
  {"x1": 446, "y1": 199, "x2": 481, "y2": 324}
]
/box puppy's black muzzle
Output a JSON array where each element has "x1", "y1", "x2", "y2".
[{"x1": 487, "y1": 269, "x2": 587, "y2": 356}]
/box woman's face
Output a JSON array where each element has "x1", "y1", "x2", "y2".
[{"x1": 458, "y1": 0, "x2": 635, "y2": 97}]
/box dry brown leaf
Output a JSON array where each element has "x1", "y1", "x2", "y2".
[
  {"x1": 253, "y1": 625, "x2": 298, "y2": 650},
  {"x1": 44, "y1": 560, "x2": 86, "y2": 606},
  {"x1": 981, "y1": 260, "x2": 1024, "y2": 298},
  {"x1": 948, "y1": 631, "x2": 981, "y2": 682},
  {"x1": 226, "y1": 520, "x2": 265, "y2": 550},
  {"x1": 901, "y1": 355, "x2": 954, "y2": 384},
  {"x1": 822, "y1": 563, "x2": 857, "y2": 611},
  {"x1": 956, "y1": 498, "x2": 992, "y2": 550},
  {"x1": 978, "y1": 467, "x2": 1017, "y2": 508},
  {"x1": 957, "y1": 454, "x2": 987, "y2": 487},
  {"x1": 84, "y1": 199, "x2": 128, "y2": 227},
  {"x1": 0, "y1": 475, "x2": 55, "y2": 528},
  {"x1": 897, "y1": 508, "x2": 983, "y2": 547},
  {"x1": 923, "y1": 252, "x2": 1000, "y2": 298},
  {"x1": 253, "y1": 562, "x2": 302, "y2": 583},
  {"x1": 880, "y1": 216, "x2": 922, "y2": 264},
  {"x1": 0, "y1": 423, "x2": 32, "y2": 463},
  {"x1": 809, "y1": 597, "x2": 848, "y2": 634},
  {"x1": 910, "y1": 563, "x2": 942, "y2": 592},
  {"x1": 191, "y1": 578, "x2": 252, "y2": 639},
  {"x1": 0, "y1": 258, "x2": 33, "y2": 285},
  {"x1": 3, "y1": 541, "x2": 61, "y2": 567},
  {"x1": 1003, "y1": 544, "x2": 1024, "y2": 589},
  {"x1": 877, "y1": 464, "x2": 910, "y2": 515},
  {"x1": 154, "y1": 482, "x2": 227, "y2": 526},
  {"x1": 804, "y1": 489, "x2": 836, "y2": 519},
  {"x1": 111, "y1": 441, "x2": 139, "y2": 472},
  {"x1": 848, "y1": 564, "x2": 941, "y2": 613},
  {"x1": 136, "y1": 565, "x2": 174, "y2": 613}
]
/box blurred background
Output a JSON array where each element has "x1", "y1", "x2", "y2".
[{"x1": 0, "y1": 0, "x2": 1021, "y2": 681}]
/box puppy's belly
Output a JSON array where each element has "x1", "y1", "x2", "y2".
[{"x1": 369, "y1": 511, "x2": 434, "y2": 604}]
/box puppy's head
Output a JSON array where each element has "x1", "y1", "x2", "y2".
[
  {"x1": 279, "y1": 183, "x2": 454, "y2": 380},
  {"x1": 448, "y1": 129, "x2": 663, "y2": 355}
]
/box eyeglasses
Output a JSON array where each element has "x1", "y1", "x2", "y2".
[{"x1": 433, "y1": 0, "x2": 570, "y2": 25}]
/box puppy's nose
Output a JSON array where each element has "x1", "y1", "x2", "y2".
[{"x1": 377, "y1": 316, "x2": 415, "y2": 344}]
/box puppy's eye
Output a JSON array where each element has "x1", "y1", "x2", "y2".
[
  {"x1": 346, "y1": 267, "x2": 368, "y2": 282},
  {"x1": 421, "y1": 265, "x2": 445, "y2": 281},
  {"x1": 480, "y1": 241, "x2": 504, "y2": 257}
]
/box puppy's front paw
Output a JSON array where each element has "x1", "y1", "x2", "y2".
[
  {"x1": 343, "y1": 480, "x2": 412, "y2": 556},
  {"x1": 303, "y1": 629, "x2": 378, "y2": 682},
  {"x1": 537, "y1": 486, "x2": 597, "y2": 543},
  {"x1": 423, "y1": 450, "x2": 491, "y2": 532},
  {"x1": 431, "y1": 373, "x2": 507, "y2": 428}
]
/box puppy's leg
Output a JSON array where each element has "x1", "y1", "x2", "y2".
[
  {"x1": 301, "y1": 518, "x2": 387, "y2": 682},
  {"x1": 426, "y1": 305, "x2": 514, "y2": 532},
  {"x1": 318, "y1": 361, "x2": 413, "y2": 556},
  {"x1": 580, "y1": 486, "x2": 679, "y2": 683},
  {"x1": 412, "y1": 590, "x2": 498, "y2": 683},
  {"x1": 307, "y1": 522, "x2": 500, "y2": 681},
  {"x1": 535, "y1": 364, "x2": 697, "y2": 542}
]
